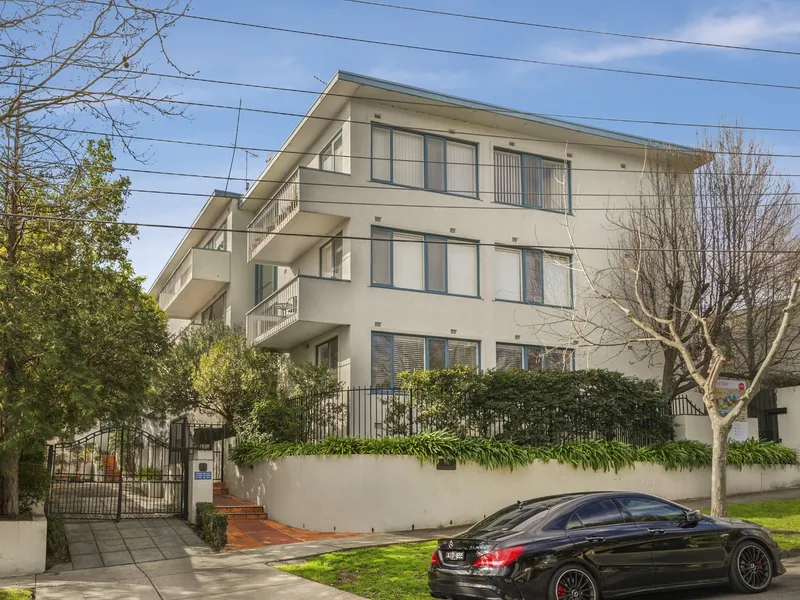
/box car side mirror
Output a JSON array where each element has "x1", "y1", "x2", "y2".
[{"x1": 685, "y1": 509, "x2": 703, "y2": 524}]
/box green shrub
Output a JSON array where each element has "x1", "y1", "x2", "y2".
[
  {"x1": 46, "y1": 514, "x2": 70, "y2": 567},
  {"x1": 135, "y1": 466, "x2": 163, "y2": 481},
  {"x1": 204, "y1": 511, "x2": 228, "y2": 552},
  {"x1": 195, "y1": 502, "x2": 215, "y2": 537},
  {"x1": 19, "y1": 446, "x2": 51, "y2": 516},
  {"x1": 231, "y1": 434, "x2": 798, "y2": 474},
  {"x1": 383, "y1": 368, "x2": 674, "y2": 445}
]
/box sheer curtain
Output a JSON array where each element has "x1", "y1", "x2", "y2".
[
  {"x1": 393, "y1": 131, "x2": 424, "y2": 187},
  {"x1": 542, "y1": 253, "x2": 571, "y2": 306},
  {"x1": 447, "y1": 142, "x2": 476, "y2": 197},
  {"x1": 372, "y1": 127, "x2": 391, "y2": 181},
  {"x1": 495, "y1": 249, "x2": 521, "y2": 301}
]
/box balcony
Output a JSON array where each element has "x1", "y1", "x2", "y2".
[
  {"x1": 247, "y1": 167, "x2": 346, "y2": 265},
  {"x1": 246, "y1": 275, "x2": 352, "y2": 350},
  {"x1": 157, "y1": 248, "x2": 231, "y2": 319}
]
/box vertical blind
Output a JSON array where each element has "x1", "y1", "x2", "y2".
[
  {"x1": 494, "y1": 248, "x2": 571, "y2": 307},
  {"x1": 393, "y1": 131, "x2": 425, "y2": 187},
  {"x1": 494, "y1": 150, "x2": 569, "y2": 211},
  {"x1": 372, "y1": 127, "x2": 391, "y2": 181},
  {"x1": 372, "y1": 333, "x2": 480, "y2": 387},
  {"x1": 495, "y1": 344, "x2": 575, "y2": 372}
]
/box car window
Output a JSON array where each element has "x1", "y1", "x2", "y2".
[
  {"x1": 617, "y1": 497, "x2": 685, "y2": 522},
  {"x1": 568, "y1": 500, "x2": 626, "y2": 529},
  {"x1": 469, "y1": 496, "x2": 581, "y2": 532}
]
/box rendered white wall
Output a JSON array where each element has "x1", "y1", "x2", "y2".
[
  {"x1": 224, "y1": 447, "x2": 800, "y2": 534},
  {"x1": 777, "y1": 386, "x2": 800, "y2": 450},
  {"x1": 0, "y1": 516, "x2": 47, "y2": 577}
]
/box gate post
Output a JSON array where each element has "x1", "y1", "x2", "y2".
[
  {"x1": 181, "y1": 420, "x2": 190, "y2": 520},
  {"x1": 115, "y1": 429, "x2": 125, "y2": 522}
]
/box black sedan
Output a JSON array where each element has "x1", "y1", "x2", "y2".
[{"x1": 429, "y1": 491, "x2": 785, "y2": 600}]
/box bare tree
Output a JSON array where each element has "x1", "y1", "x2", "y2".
[
  {"x1": 569, "y1": 128, "x2": 800, "y2": 516},
  {"x1": 0, "y1": 0, "x2": 188, "y2": 516}
]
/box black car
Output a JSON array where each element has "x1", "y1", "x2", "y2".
[{"x1": 429, "y1": 491, "x2": 785, "y2": 600}]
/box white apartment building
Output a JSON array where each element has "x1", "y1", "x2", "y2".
[{"x1": 150, "y1": 71, "x2": 699, "y2": 390}]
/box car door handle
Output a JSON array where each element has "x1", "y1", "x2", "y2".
[
  {"x1": 585, "y1": 536, "x2": 606, "y2": 544},
  {"x1": 648, "y1": 528, "x2": 666, "y2": 535}
]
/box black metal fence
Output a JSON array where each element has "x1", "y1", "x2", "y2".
[{"x1": 280, "y1": 386, "x2": 677, "y2": 447}]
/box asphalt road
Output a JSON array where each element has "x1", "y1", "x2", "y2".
[{"x1": 629, "y1": 559, "x2": 800, "y2": 600}]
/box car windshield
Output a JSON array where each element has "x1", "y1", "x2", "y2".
[{"x1": 468, "y1": 496, "x2": 581, "y2": 532}]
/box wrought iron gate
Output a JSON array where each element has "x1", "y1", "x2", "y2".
[
  {"x1": 748, "y1": 389, "x2": 784, "y2": 443},
  {"x1": 47, "y1": 425, "x2": 189, "y2": 520}
]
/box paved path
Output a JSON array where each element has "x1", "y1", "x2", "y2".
[{"x1": 63, "y1": 518, "x2": 207, "y2": 570}]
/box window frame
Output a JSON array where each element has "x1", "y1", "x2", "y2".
[
  {"x1": 494, "y1": 247, "x2": 573, "y2": 309},
  {"x1": 495, "y1": 343, "x2": 576, "y2": 372},
  {"x1": 254, "y1": 265, "x2": 278, "y2": 305},
  {"x1": 614, "y1": 496, "x2": 688, "y2": 523},
  {"x1": 315, "y1": 336, "x2": 339, "y2": 376},
  {"x1": 567, "y1": 499, "x2": 627, "y2": 530},
  {"x1": 319, "y1": 232, "x2": 344, "y2": 280},
  {"x1": 370, "y1": 124, "x2": 479, "y2": 199},
  {"x1": 371, "y1": 332, "x2": 481, "y2": 388},
  {"x1": 202, "y1": 229, "x2": 226, "y2": 251},
  {"x1": 493, "y1": 148, "x2": 572, "y2": 213},
  {"x1": 370, "y1": 226, "x2": 480, "y2": 298},
  {"x1": 201, "y1": 291, "x2": 227, "y2": 324},
  {"x1": 320, "y1": 130, "x2": 344, "y2": 173}
]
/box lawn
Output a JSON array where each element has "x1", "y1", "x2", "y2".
[
  {"x1": 279, "y1": 498, "x2": 800, "y2": 600},
  {"x1": 0, "y1": 590, "x2": 32, "y2": 600}
]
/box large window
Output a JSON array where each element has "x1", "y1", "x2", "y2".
[
  {"x1": 371, "y1": 333, "x2": 479, "y2": 388},
  {"x1": 494, "y1": 149, "x2": 570, "y2": 211},
  {"x1": 371, "y1": 125, "x2": 478, "y2": 198},
  {"x1": 255, "y1": 265, "x2": 277, "y2": 304},
  {"x1": 494, "y1": 248, "x2": 572, "y2": 307},
  {"x1": 316, "y1": 337, "x2": 339, "y2": 376},
  {"x1": 201, "y1": 292, "x2": 226, "y2": 323},
  {"x1": 371, "y1": 227, "x2": 479, "y2": 297},
  {"x1": 496, "y1": 343, "x2": 575, "y2": 372},
  {"x1": 320, "y1": 233, "x2": 343, "y2": 279},
  {"x1": 320, "y1": 131, "x2": 344, "y2": 173}
]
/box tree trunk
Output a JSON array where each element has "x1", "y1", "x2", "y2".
[
  {"x1": 1, "y1": 449, "x2": 20, "y2": 518},
  {"x1": 710, "y1": 422, "x2": 731, "y2": 517}
]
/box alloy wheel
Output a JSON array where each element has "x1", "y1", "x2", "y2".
[
  {"x1": 737, "y1": 544, "x2": 772, "y2": 591},
  {"x1": 555, "y1": 569, "x2": 597, "y2": 600}
]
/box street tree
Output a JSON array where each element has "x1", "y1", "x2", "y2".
[
  {"x1": 0, "y1": 0, "x2": 188, "y2": 517},
  {"x1": 567, "y1": 128, "x2": 800, "y2": 516}
]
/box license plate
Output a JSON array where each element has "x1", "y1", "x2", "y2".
[{"x1": 444, "y1": 551, "x2": 465, "y2": 561}]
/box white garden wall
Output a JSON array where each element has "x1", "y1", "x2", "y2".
[
  {"x1": 224, "y1": 442, "x2": 800, "y2": 534},
  {"x1": 0, "y1": 516, "x2": 47, "y2": 577}
]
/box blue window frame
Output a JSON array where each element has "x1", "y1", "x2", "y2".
[
  {"x1": 371, "y1": 332, "x2": 481, "y2": 388},
  {"x1": 370, "y1": 227, "x2": 480, "y2": 298},
  {"x1": 495, "y1": 343, "x2": 575, "y2": 372},
  {"x1": 254, "y1": 264, "x2": 278, "y2": 304},
  {"x1": 494, "y1": 148, "x2": 571, "y2": 213},
  {"x1": 371, "y1": 124, "x2": 478, "y2": 199},
  {"x1": 494, "y1": 247, "x2": 573, "y2": 308}
]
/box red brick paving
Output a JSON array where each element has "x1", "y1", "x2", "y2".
[{"x1": 216, "y1": 493, "x2": 356, "y2": 551}]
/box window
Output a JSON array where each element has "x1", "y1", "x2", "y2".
[
  {"x1": 371, "y1": 228, "x2": 479, "y2": 297},
  {"x1": 316, "y1": 337, "x2": 339, "y2": 376},
  {"x1": 203, "y1": 229, "x2": 226, "y2": 251},
  {"x1": 494, "y1": 248, "x2": 572, "y2": 307},
  {"x1": 320, "y1": 132, "x2": 344, "y2": 173},
  {"x1": 371, "y1": 125, "x2": 477, "y2": 198},
  {"x1": 320, "y1": 233, "x2": 343, "y2": 279},
  {"x1": 494, "y1": 149, "x2": 570, "y2": 211},
  {"x1": 496, "y1": 344, "x2": 575, "y2": 372},
  {"x1": 371, "y1": 333, "x2": 479, "y2": 388},
  {"x1": 255, "y1": 265, "x2": 277, "y2": 304},
  {"x1": 568, "y1": 500, "x2": 626, "y2": 529},
  {"x1": 617, "y1": 498, "x2": 686, "y2": 523},
  {"x1": 201, "y1": 292, "x2": 226, "y2": 323}
]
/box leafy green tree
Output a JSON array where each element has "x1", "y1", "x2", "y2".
[{"x1": 0, "y1": 139, "x2": 169, "y2": 517}]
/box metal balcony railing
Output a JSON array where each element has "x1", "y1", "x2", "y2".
[
  {"x1": 247, "y1": 170, "x2": 300, "y2": 261},
  {"x1": 246, "y1": 278, "x2": 299, "y2": 344},
  {"x1": 158, "y1": 251, "x2": 193, "y2": 310}
]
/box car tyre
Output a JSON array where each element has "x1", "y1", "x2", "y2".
[
  {"x1": 729, "y1": 541, "x2": 773, "y2": 594},
  {"x1": 547, "y1": 564, "x2": 599, "y2": 600}
]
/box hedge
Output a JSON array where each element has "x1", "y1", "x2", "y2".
[
  {"x1": 230, "y1": 432, "x2": 799, "y2": 474},
  {"x1": 195, "y1": 502, "x2": 227, "y2": 552}
]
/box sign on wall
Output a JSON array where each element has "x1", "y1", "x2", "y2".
[{"x1": 714, "y1": 378, "x2": 749, "y2": 442}]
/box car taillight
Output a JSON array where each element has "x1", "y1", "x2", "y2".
[
  {"x1": 472, "y1": 546, "x2": 524, "y2": 568},
  {"x1": 431, "y1": 550, "x2": 440, "y2": 566}
]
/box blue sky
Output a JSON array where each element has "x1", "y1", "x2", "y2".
[{"x1": 113, "y1": 0, "x2": 800, "y2": 288}]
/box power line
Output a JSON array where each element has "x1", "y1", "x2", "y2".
[
  {"x1": 25, "y1": 123, "x2": 800, "y2": 163},
  {"x1": 68, "y1": 0, "x2": 800, "y2": 93},
  {"x1": 344, "y1": 0, "x2": 800, "y2": 58},
  {"x1": 8, "y1": 210, "x2": 800, "y2": 254},
  {"x1": 7, "y1": 54, "x2": 800, "y2": 136}
]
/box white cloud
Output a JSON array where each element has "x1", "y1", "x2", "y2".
[{"x1": 547, "y1": 6, "x2": 800, "y2": 65}]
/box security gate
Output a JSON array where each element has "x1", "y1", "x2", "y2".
[{"x1": 47, "y1": 425, "x2": 189, "y2": 520}]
